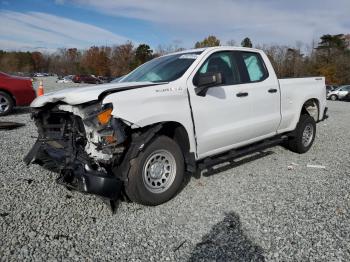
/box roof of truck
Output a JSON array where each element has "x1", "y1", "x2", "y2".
[{"x1": 163, "y1": 46, "x2": 262, "y2": 57}]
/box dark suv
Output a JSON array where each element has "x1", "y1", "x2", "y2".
[{"x1": 73, "y1": 75, "x2": 101, "y2": 84}]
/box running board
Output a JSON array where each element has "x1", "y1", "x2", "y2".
[{"x1": 198, "y1": 135, "x2": 288, "y2": 171}]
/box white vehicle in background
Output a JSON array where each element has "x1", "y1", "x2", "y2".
[
  {"x1": 34, "y1": 73, "x2": 46, "y2": 77},
  {"x1": 56, "y1": 75, "x2": 74, "y2": 83},
  {"x1": 327, "y1": 85, "x2": 350, "y2": 100},
  {"x1": 25, "y1": 46, "x2": 328, "y2": 207}
]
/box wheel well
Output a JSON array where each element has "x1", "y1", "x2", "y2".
[
  {"x1": 0, "y1": 88, "x2": 16, "y2": 106},
  {"x1": 301, "y1": 98, "x2": 319, "y2": 122},
  {"x1": 156, "y1": 122, "x2": 190, "y2": 155}
]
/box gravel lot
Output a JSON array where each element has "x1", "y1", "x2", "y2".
[{"x1": 0, "y1": 80, "x2": 349, "y2": 261}]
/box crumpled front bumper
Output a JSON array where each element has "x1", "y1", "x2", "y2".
[{"x1": 24, "y1": 140, "x2": 122, "y2": 199}]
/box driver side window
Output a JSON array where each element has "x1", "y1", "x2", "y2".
[{"x1": 197, "y1": 52, "x2": 241, "y2": 85}]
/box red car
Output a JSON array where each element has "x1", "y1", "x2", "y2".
[
  {"x1": 0, "y1": 72, "x2": 36, "y2": 116},
  {"x1": 72, "y1": 75, "x2": 101, "y2": 84}
]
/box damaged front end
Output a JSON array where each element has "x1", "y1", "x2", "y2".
[{"x1": 24, "y1": 102, "x2": 128, "y2": 200}]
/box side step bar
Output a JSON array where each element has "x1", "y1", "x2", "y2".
[{"x1": 198, "y1": 135, "x2": 288, "y2": 171}]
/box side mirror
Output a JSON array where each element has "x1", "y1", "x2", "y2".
[{"x1": 194, "y1": 72, "x2": 222, "y2": 96}]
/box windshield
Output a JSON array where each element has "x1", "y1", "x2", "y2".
[{"x1": 121, "y1": 52, "x2": 202, "y2": 83}]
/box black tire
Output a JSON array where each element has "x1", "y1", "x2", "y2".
[
  {"x1": 287, "y1": 114, "x2": 316, "y2": 154},
  {"x1": 0, "y1": 91, "x2": 14, "y2": 116},
  {"x1": 125, "y1": 136, "x2": 185, "y2": 206},
  {"x1": 329, "y1": 94, "x2": 338, "y2": 101}
]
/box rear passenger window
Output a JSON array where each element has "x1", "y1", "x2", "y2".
[{"x1": 241, "y1": 52, "x2": 268, "y2": 82}]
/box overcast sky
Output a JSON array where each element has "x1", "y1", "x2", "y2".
[{"x1": 0, "y1": 0, "x2": 349, "y2": 52}]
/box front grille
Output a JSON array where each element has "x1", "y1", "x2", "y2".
[{"x1": 35, "y1": 110, "x2": 86, "y2": 145}]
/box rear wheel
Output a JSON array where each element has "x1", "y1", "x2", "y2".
[
  {"x1": 287, "y1": 114, "x2": 316, "y2": 154},
  {"x1": 0, "y1": 91, "x2": 14, "y2": 116},
  {"x1": 125, "y1": 136, "x2": 185, "y2": 206}
]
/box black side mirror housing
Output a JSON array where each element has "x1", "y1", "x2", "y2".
[{"x1": 194, "y1": 72, "x2": 222, "y2": 96}]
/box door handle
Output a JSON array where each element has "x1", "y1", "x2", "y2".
[
  {"x1": 268, "y1": 88, "x2": 278, "y2": 93},
  {"x1": 236, "y1": 92, "x2": 248, "y2": 97}
]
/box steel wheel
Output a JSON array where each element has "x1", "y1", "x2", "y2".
[
  {"x1": 0, "y1": 93, "x2": 10, "y2": 114},
  {"x1": 125, "y1": 135, "x2": 185, "y2": 206},
  {"x1": 287, "y1": 114, "x2": 316, "y2": 154},
  {"x1": 301, "y1": 123, "x2": 314, "y2": 147},
  {"x1": 142, "y1": 149, "x2": 177, "y2": 194}
]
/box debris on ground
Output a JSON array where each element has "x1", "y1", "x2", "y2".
[
  {"x1": 22, "y1": 178, "x2": 34, "y2": 185},
  {"x1": 0, "y1": 212, "x2": 10, "y2": 217},
  {"x1": 0, "y1": 121, "x2": 25, "y2": 130},
  {"x1": 287, "y1": 165, "x2": 294, "y2": 170},
  {"x1": 306, "y1": 164, "x2": 326, "y2": 169},
  {"x1": 173, "y1": 240, "x2": 187, "y2": 252}
]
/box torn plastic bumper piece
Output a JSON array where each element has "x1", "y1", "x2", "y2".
[
  {"x1": 321, "y1": 107, "x2": 328, "y2": 121},
  {"x1": 56, "y1": 166, "x2": 122, "y2": 200},
  {"x1": 24, "y1": 140, "x2": 122, "y2": 200}
]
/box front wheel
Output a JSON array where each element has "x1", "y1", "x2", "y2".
[
  {"x1": 287, "y1": 114, "x2": 316, "y2": 154},
  {"x1": 125, "y1": 136, "x2": 185, "y2": 205}
]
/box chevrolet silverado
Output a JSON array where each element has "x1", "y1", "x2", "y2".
[{"x1": 24, "y1": 47, "x2": 328, "y2": 206}]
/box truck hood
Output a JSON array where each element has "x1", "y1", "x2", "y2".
[{"x1": 31, "y1": 81, "x2": 163, "y2": 108}]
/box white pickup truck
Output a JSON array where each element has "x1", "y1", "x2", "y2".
[{"x1": 25, "y1": 47, "x2": 327, "y2": 206}]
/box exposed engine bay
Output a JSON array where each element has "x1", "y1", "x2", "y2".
[{"x1": 24, "y1": 102, "x2": 130, "y2": 200}]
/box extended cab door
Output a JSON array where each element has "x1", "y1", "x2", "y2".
[{"x1": 187, "y1": 50, "x2": 281, "y2": 159}]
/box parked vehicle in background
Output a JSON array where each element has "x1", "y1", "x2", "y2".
[
  {"x1": 34, "y1": 73, "x2": 44, "y2": 77},
  {"x1": 327, "y1": 85, "x2": 350, "y2": 100},
  {"x1": 326, "y1": 85, "x2": 337, "y2": 94},
  {"x1": 33, "y1": 73, "x2": 50, "y2": 77},
  {"x1": 25, "y1": 46, "x2": 327, "y2": 206},
  {"x1": 0, "y1": 72, "x2": 36, "y2": 116},
  {"x1": 344, "y1": 91, "x2": 350, "y2": 101},
  {"x1": 97, "y1": 76, "x2": 112, "y2": 83},
  {"x1": 56, "y1": 75, "x2": 74, "y2": 83},
  {"x1": 13, "y1": 72, "x2": 33, "y2": 78},
  {"x1": 73, "y1": 75, "x2": 101, "y2": 84}
]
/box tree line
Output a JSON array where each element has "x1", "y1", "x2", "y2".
[{"x1": 0, "y1": 34, "x2": 349, "y2": 84}]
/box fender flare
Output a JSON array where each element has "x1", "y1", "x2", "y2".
[{"x1": 112, "y1": 124, "x2": 162, "y2": 182}]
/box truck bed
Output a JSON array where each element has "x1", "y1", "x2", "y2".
[{"x1": 277, "y1": 77, "x2": 326, "y2": 134}]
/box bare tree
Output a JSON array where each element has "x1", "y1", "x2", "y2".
[{"x1": 110, "y1": 42, "x2": 135, "y2": 77}]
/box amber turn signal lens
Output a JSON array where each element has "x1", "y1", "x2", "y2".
[{"x1": 97, "y1": 108, "x2": 112, "y2": 125}]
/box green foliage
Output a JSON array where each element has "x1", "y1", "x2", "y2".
[
  {"x1": 315, "y1": 34, "x2": 347, "y2": 64},
  {"x1": 317, "y1": 34, "x2": 346, "y2": 50},
  {"x1": 134, "y1": 44, "x2": 153, "y2": 67},
  {"x1": 241, "y1": 37, "x2": 253, "y2": 48},
  {"x1": 195, "y1": 35, "x2": 221, "y2": 48}
]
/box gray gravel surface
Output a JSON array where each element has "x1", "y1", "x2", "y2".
[{"x1": 0, "y1": 100, "x2": 349, "y2": 261}]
